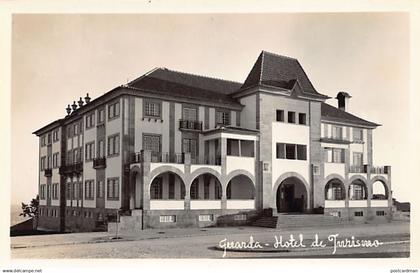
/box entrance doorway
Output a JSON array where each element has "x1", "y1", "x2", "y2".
[{"x1": 276, "y1": 177, "x2": 307, "y2": 213}]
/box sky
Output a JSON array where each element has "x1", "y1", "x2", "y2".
[{"x1": 11, "y1": 13, "x2": 410, "y2": 205}]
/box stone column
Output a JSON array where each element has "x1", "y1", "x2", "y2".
[
  {"x1": 184, "y1": 153, "x2": 191, "y2": 210},
  {"x1": 142, "y1": 150, "x2": 151, "y2": 210}
]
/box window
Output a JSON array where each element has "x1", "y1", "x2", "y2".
[
  {"x1": 199, "y1": 214, "x2": 213, "y2": 222},
  {"x1": 144, "y1": 100, "x2": 161, "y2": 118},
  {"x1": 47, "y1": 156, "x2": 51, "y2": 169},
  {"x1": 143, "y1": 134, "x2": 161, "y2": 154},
  {"x1": 107, "y1": 134, "x2": 120, "y2": 156},
  {"x1": 52, "y1": 183, "x2": 59, "y2": 199},
  {"x1": 216, "y1": 110, "x2": 230, "y2": 126},
  {"x1": 332, "y1": 126, "x2": 343, "y2": 140},
  {"x1": 97, "y1": 180, "x2": 104, "y2": 198},
  {"x1": 98, "y1": 108, "x2": 105, "y2": 124},
  {"x1": 98, "y1": 140, "x2": 105, "y2": 158},
  {"x1": 276, "y1": 143, "x2": 307, "y2": 160},
  {"x1": 86, "y1": 112, "x2": 95, "y2": 129},
  {"x1": 276, "y1": 110, "x2": 284, "y2": 122},
  {"x1": 298, "y1": 113, "x2": 306, "y2": 125},
  {"x1": 52, "y1": 153, "x2": 59, "y2": 168},
  {"x1": 227, "y1": 139, "x2": 240, "y2": 156},
  {"x1": 353, "y1": 152, "x2": 363, "y2": 167},
  {"x1": 296, "y1": 145, "x2": 307, "y2": 160},
  {"x1": 324, "y1": 148, "x2": 345, "y2": 163},
  {"x1": 73, "y1": 148, "x2": 82, "y2": 163},
  {"x1": 85, "y1": 180, "x2": 94, "y2": 200},
  {"x1": 108, "y1": 101, "x2": 120, "y2": 119},
  {"x1": 354, "y1": 211, "x2": 364, "y2": 217},
  {"x1": 159, "y1": 215, "x2": 176, "y2": 223},
  {"x1": 66, "y1": 183, "x2": 72, "y2": 200},
  {"x1": 79, "y1": 182, "x2": 83, "y2": 199},
  {"x1": 151, "y1": 178, "x2": 162, "y2": 199},
  {"x1": 183, "y1": 138, "x2": 198, "y2": 159},
  {"x1": 183, "y1": 107, "x2": 197, "y2": 121},
  {"x1": 53, "y1": 130, "x2": 59, "y2": 142},
  {"x1": 72, "y1": 182, "x2": 78, "y2": 199},
  {"x1": 40, "y1": 184, "x2": 46, "y2": 199},
  {"x1": 376, "y1": 211, "x2": 385, "y2": 216},
  {"x1": 40, "y1": 156, "x2": 46, "y2": 171},
  {"x1": 287, "y1": 111, "x2": 296, "y2": 123},
  {"x1": 74, "y1": 123, "x2": 79, "y2": 136},
  {"x1": 353, "y1": 128, "x2": 363, "y2": 142},
  {"x1": 41, "y1": 136, "x2": 46, "y2": 147},
  {"x1": 285, "y1": 144, "x2": 296, "y2": 159},
  {"x1": 47, "y1": 133, "x2": 52, "y2": 145},
  {"x1": 107, "y1": 178, "x2": 119, "y2": 200},
  {"x1": 85, "y1": 142, "x2": 95, "y2": 161}
]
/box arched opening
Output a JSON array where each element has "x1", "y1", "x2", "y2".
[
  {"x1": 150, "y1": 172, "x2": 185, "y2": 200},
  {"x1": 190, "y1": 173, "x2": 222, "y2": 200},
  {"x1": 325, "y1": 179, "x2": 345, "y2": 200},
  {"x1": 372, "y1": 180, "x2": 388, "y2": 199},
  {"x1": 226, "y1": 175, "x2": 255, "y2": 200},
  {"x1": 348, "y1": 179, "x2": 368, "y2": 200},
  {"x1": 276, "y1": 177, "x2": 307, "y2": 213}
]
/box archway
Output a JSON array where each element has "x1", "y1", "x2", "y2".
[
  {"x1": 325, "y1": 179, "x2": 345, "y2": 200},
  {"x1": 226, "y1": 175, "x2": 255, "y2": 200},
  {"x1": 150, "y1": 171, "x2": 186, "y2": 200},
  {"x1": 348, "y1": 179, "x2": 368, "y2": 200},
  {"x1": 276, "y1": 177, "x2": 307, "y2": 213},
  {"x1": 372, "y1": 180, "x2": 388, "y2": 199},
  {"x1": 190, "y1": 173, "x2": 222, "y2": 200}
]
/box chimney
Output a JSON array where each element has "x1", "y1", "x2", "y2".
[
  {"x1": 336, "y1": 92, "x2": 351, "y2": 111},
  {"x1": 78, "y1": 97, "x2": 84, "y2": 107},
  {"x1": 71, "y1": 101, "x2": 77, "y2": 112},
  {"x1": 66, "y1": 104, "x2": 71, "y2": 115},
  {"x1": 84, "y1": 93, "x2": 91, "y2": 104}
]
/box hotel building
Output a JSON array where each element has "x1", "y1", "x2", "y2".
[{"x1": 33, "y1": 51, "x2": 392, "y2": 231}]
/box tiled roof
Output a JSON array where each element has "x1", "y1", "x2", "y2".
[
  {"x1": 127, "y1": 68, "x2": 243, "y2": 106},
  {"x1": 321, "y1": 102, "x2": 380, "y2": 127},
  {"x1": 240, "y1": 51, "x2": 328, "y2": 98}
]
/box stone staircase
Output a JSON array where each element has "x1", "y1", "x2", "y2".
[{"x1": 252, "y1": 213, "x2": 345, "y2": 229}]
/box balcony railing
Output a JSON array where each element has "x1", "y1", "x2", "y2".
[
  {"x1": 44, "y1": 168, "x2": 52, "y2": 177},
  {"x1": 320, "y1": 137, "x2": 351, "y2": 144},
  {"x1": 371, "y1": 166, "x2": 390, "y2": 174},
  {"x1": 179, "y1": 119, "x2": 203, "y2": 131},
  {"x1": 59, "y1": 162, "x2": 83, "y2": 175},
  {"x1": 349, "y1": 164, "x2": 390, "y2": 174},
  {"x1": 93, "y1": 157, "x2": 106, "y2": 169},
  {"x1": 154, "y1": 152, "x2": 185, "y2": 164}
]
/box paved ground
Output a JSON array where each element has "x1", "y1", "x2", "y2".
[{"x1": 11, "y1": 221, "x2": 410, "y2": 259}]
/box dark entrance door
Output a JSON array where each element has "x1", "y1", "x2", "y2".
[{"x1": 277, "y1": 182, "x2": 305, "y2": 213}]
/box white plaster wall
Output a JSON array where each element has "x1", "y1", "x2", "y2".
[
  {"x1": 150, "y1": 200, "x2": 185, "y2": 210},
  {"x1": 150, "y1": 163, "x2": 185, "y2": 175},
  {"x1": 226, "y1": 156, "x2": 255, "y2": 178},
  {"x1": 349, "y1": 200, "x2": 368, "y2": 207},
  {"x1": 271, "y1": 121, "x2": 310, "y2": 189},
  {"x1": 371, "y1": 200, "x2": 389, "y2": 207},
  {"x1": 190, "y1": 200, "x2": 221, "y2": 210},
  {"x1": 226, "y1": 200, "x2": 255, "y2": 209},
  {"x1": 324, "y1": 200, "x2": 345, "y2": 208},
  {"x1": 239, "y1": 94, "x2": 256, "y2": 130},
  {"x1": 231, "y1": 111, "x2": 236, "y2": 127},
  {"x1": 324, "y1": 163, "x2": 345, "y2": 178},
  {"x1": 321, "y1": 123, "x2": 325, "y2": 138}
]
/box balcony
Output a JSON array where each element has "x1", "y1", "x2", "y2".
[
  {"x1": 59, "y1": 162, "x2": 83, "y2": 175},
  {"x1": 192, "y1": 155, "x2": 222, "y2": 166},
  {"x1": 179, "y1": 119, "x2": 203, "y2": 131},
  {"x1": 320, "y1": 137, "x2": 351, "y2": 144},
  {"x1": 44, "y1": 168, "x2": 52, "y2": 177},
  {"x1": 93, "y1": 157, "x2": 106, "y2": 169},
  {"x1": 349, "y1": 164, "x2": 390, "y2": 174},
  {"x1": 349, "y1": 165, "x2": 368, "y2": 173},
  {"x1": 130, "y1": 152, "x2": 185, "y2": 164}
]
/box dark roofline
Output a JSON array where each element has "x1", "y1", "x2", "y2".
[
  {"x1": 321, "y1": 102, "x2": 380, "y2": 128},
  {"x1": 202, "y1": 126, "x2": 260, "y2": 136}
]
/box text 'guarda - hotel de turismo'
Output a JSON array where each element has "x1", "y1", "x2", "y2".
[{"x1": 33, "y1": 51, "x2": 392, "y2": 232}]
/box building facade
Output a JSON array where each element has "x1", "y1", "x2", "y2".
[{"x1": 33, "y1": 51, "x2": 392, "y2": 232}]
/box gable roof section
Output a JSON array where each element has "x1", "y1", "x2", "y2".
[
  {"x1": 321, "y1": 102, "x2": 380, "y2": 128},
  {"x1": 127, "y1": 68, "x2": 242, "y2": 107},
  {"x1": 240, "y1": 51, "x2": 328, "y2": 99}
]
